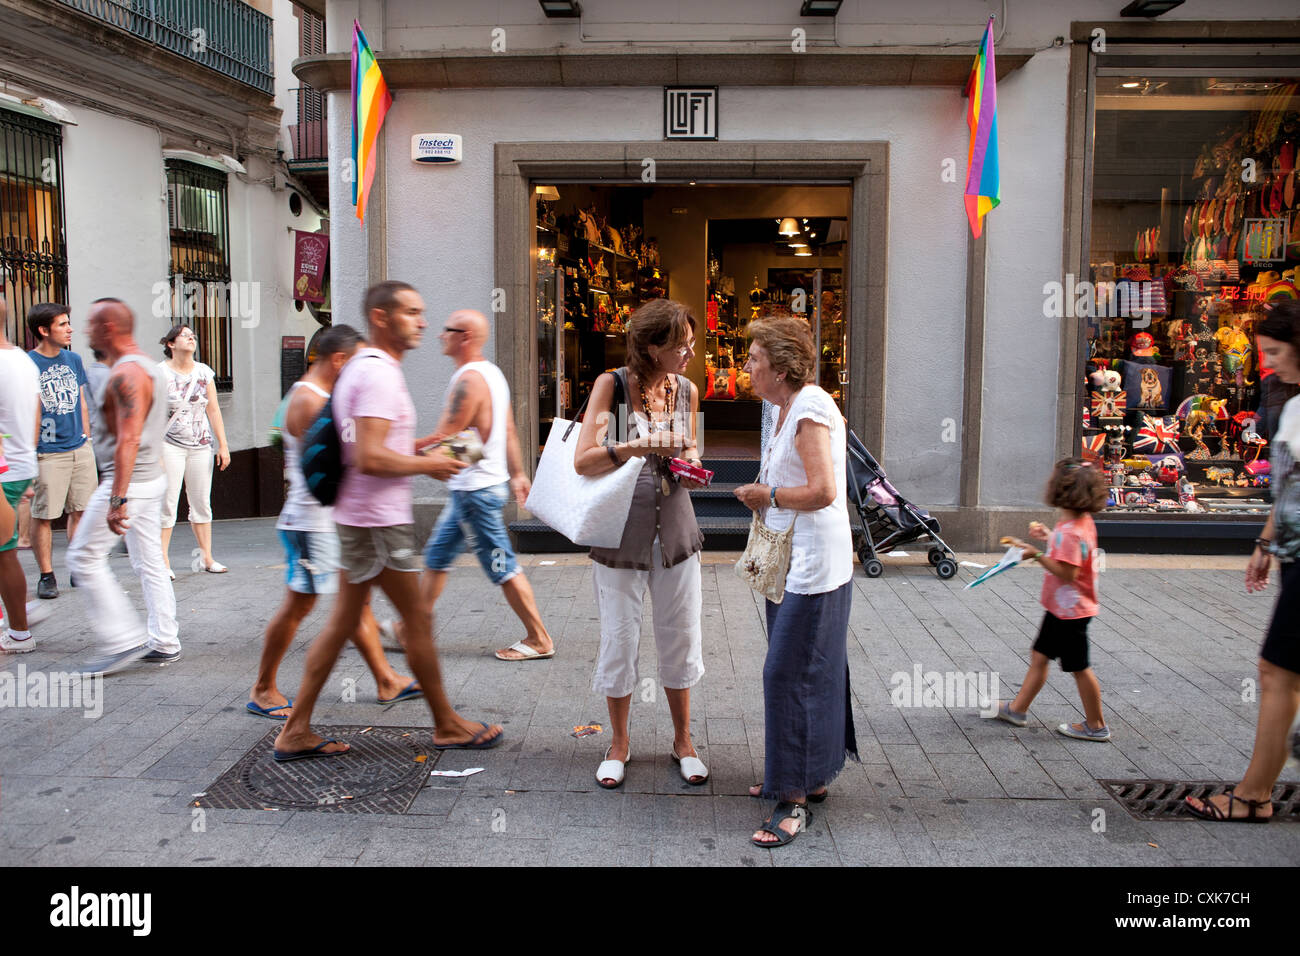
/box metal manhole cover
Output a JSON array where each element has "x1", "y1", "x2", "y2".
[
  {"x1": 197, "y1": 725, "x2": 438, "y2": 813},
  {"x1": 1100, "y1": 779, "x2": 1300, "y2": 822}
]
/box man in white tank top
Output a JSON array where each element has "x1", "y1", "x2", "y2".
[{"x1": 417, "y1": 309, "x2": 554, "y2": 661}]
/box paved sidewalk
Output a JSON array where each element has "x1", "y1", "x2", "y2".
[{"x1": 1, "y1": 518, "x2": 1297, "y2": 867}]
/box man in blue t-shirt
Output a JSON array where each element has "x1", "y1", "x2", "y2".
[{"x1": 27, "y1": 303, "x2": 97, "y2": 599}]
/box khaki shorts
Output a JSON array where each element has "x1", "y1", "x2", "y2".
[
  {"x1": 336, "y1": 523, "x2": 422, "y2": 584},
  {"x1": 33, "y1": 443, "x2": 97, "y2": 520}
]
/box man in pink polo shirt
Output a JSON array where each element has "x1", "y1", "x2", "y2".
[{"x1": 274, "y1": 281, "x2": 504, "y2": 760}]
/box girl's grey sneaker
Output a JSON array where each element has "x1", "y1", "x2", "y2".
[
  {"x1": 1057, "y1": 721, "x2": 1111, "y2": 742},
  {"x1": 993, "y1": 702, "x2": 1027, "y2": 727}
]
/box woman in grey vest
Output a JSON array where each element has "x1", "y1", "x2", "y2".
[{"x1": 573, "y1": 300, "x2": 710, "y2": 790}]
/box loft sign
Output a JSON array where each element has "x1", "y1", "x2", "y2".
[
  {"x1": 411, "y1": 133, "x2": 462, "y2": 164},
  {"x1": 664, "y1": 87, "x2": 718, "y2": 141}
]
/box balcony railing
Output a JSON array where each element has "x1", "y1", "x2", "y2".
[
  {"x1": 288, "y1": 86, "x2": 327, "y2": 163},
  {"x1": 55, "y1": 0, "x2": 273, "y2": 94}
]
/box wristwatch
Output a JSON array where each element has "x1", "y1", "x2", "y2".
[{"x1": 110, "y1": 495, "x2": 128, "y2": 509}]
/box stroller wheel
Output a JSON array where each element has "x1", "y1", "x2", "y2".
[
  {"x1": 935, "y1": 558, "x2": 957, "y2": 580},
  {"x1": 927, "y1": 548, "x2": 945, "y2": 566},
  {"x1": 863, "y1": 559, "x2": 884, "y2": 578}
]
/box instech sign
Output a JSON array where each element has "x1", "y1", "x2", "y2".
[{"x1": 411, "y1": 133, "x2": 462, "y2": 164}]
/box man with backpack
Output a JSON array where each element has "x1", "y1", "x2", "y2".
[
  {"x1": 247, "y1": 323, "x2": 422, "y2": 720},
  {"x1": 274, "y1": 281, "x2": 504, "y2": 760}
]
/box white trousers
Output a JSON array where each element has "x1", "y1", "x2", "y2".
[
  {"x1": 591, "y1": 540, "x2": 704, "y2": 698},
  {"x1": 67, "y1": 474, "x2": 180, "y2": 654},
  {"x1": 161, "y1": 443, "x2": 214, "y2": 527}
]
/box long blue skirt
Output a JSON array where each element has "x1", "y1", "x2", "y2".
[{"x1": 761, "y1": 580, "x2": 858, "y2": 801}]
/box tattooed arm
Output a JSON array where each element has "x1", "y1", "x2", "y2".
[
  {"x1": 415, "y1": 371, "x2": 485, "y2": 451},
  {"x1": 106, "y1": 362, "x2": 152, "y2": 533}
]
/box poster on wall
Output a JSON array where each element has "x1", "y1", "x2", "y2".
[{"x1": 293, "y1": 230, "x2": 329, "y2": 303}]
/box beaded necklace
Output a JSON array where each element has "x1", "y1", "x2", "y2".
[{"x1": 638, "y1": 373, "x2": 674, "y2": 496}]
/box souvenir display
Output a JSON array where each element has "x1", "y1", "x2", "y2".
[{"x1": 1085, "y1": 96, "x2": 1299, "y2": 514}]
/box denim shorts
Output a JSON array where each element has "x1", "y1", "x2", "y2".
[
  {"x1": 424, "y1": 482, "x2": 519, "y2": 585},
  {"x1": 278, "y1": 528, "x2": 340, "y2": 595}
]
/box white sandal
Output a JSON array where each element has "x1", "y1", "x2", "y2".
[
  {"x1": 672, "y1": 749, "x2": 709, "y2": 785},
  {"x1": 596, "y1": 745, "x2": 630, "y2": 789},
  {"x1": 494, "y1": 640, "x2": 555, "y2": 661}
]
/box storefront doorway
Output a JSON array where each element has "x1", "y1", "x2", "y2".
[{"x1": 532, "y1": 183, "x2": 851, "y2": 459}]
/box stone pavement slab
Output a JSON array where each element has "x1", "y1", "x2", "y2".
[{"x1": 1, "y1": 518, "x2": 1297, "y2": 867}]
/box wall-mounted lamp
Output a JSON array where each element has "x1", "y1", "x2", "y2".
[
  {"x1": 1119, "y1": 0, "x2": 1185, "y2": 17},
  {"x1": 539, "y1": 1, "x2": 581, "y2": 18},
  {"x1": 800, "y1": 0, "x2": 843, "y2": 16}
]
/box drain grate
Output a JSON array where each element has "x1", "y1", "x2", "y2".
[
  {"x1": 197, "y1": 725, "x2": 437, "y2": 814},
  {"x1": 1100, "y1": 779, "x2": 1300, "y2": 822}
]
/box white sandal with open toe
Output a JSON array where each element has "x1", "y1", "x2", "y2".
[
  {"x1": 672, "y1": 749, "x2": 709, "y2": 785},
  {"x1": 596, "y1": 746, "x2": 630, "y2": 789}
]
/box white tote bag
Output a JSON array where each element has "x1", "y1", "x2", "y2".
[{"x1": 525, "y1": 414, "x2": 642, "y2": 548}]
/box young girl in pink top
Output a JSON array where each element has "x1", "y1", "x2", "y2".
[{"x1": 997, "y1": 458, "x2": 1111, "y2": 742}]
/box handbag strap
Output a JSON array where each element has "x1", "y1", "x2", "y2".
[{"x1": 563, "y1": 368, "x2": 627, "y2": 441}]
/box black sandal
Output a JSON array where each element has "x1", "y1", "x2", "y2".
[
  {"x1": 749, "y1": 783, "x2": 827, "y2": 803},
  {"x1": 751, "y1": 801, "x2": 812, "y2": 848},
  {"x1": 1183, "y1": 788, "x2": 1272, "y2": 824}
]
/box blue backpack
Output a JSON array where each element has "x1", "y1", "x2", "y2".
[{"x1": 299, "y1": 394, "x2": 344, "y2": 505}]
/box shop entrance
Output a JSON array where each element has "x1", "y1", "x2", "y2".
[{"x1": 532, "y1": 183, "x2": 851, "y2": 459}]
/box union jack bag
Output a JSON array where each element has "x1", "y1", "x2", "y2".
[{"x1": 1133, "y1": 414, "x2": 1181, "y2": 454}]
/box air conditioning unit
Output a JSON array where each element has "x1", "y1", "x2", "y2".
[{"x1": 167, "y1": 183, "x2": 213, "y2": 233}]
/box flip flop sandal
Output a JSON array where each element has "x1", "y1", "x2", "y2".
[
  {"x1": 671, "y1": 749, "x2": 709, "y2": 785},
  {"x1": 247, "y1": 698, "x2": 294, "y2": 720},
  {"x1": 596, "y1": 745, "x2": 630, "y2": 789},
  {"x1": 204, "y1": 562, "x2": 228, "y2": 574},
  {"x1": 377, "y1": 681, "x2": 422, "y2": 705},
  {"x1": 432, "y1": 721, "x2": 504, "y2": 751},
  {"x1": 494, "y1": 640, "x2": 555, "y2": 661},
  {"x1": 1183, "y1": 788, "x2": 1272, "y2": 824},
  {"x1": 273, "y1": 738, "x2": 348, "y2": 762},
  {"x1": 751, "y1": 801, "x2": 811, "y2": 848}
]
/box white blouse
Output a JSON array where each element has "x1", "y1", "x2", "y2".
[{"x1": 759, "y1": 385, "x2": 853, "y2": 595}]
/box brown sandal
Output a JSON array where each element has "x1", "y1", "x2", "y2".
[{"x1": 1184, "y1": 788, "x2": 1272, "y2": 824}]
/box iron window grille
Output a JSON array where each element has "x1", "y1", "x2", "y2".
[
  {"x1": 165, "y1": 158, "x2": 232, "y2": 391},
  {"x1": 0, "y1": 109, "x2": 69, "y2": 350}
]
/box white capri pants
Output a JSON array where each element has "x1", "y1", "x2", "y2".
[
  {"x1": 591, "y1": 539, "x2": 704, "y2": 699},
  {"x1": 161, "y1": 442, "x2": 214, "y2": 528}
]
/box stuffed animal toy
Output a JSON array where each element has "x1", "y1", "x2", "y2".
[{"x1": 579, "y1": 207, "x2": 601, "y2": 244}]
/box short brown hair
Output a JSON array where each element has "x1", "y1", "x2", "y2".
[
  {"x1": 1045, "y1": 458, "x2": 1108, "y2": 513},
  {"x1": 745, "y1": 314, "x2": 816, "y2": 388},
  {"x1": 625, "y1": 299, "x2": 695, "y2": 382},
  {"x1": 363, "y1": 280, "x2": 416, "y2": 325}
]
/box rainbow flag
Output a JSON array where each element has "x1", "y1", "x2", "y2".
[
  {"x1": 963, "y1": 16, "x2": 1000, "y2": 238},
  {"x1": 351, "y1": 19, "x2": 392, "y2": 224}
]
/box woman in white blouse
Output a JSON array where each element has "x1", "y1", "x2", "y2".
[
  {"x1": 158, "y1": 325, "x2": 230, "y2": 576},
  {"x1": 734, "y1": 314, "x2": 858, "y2": 848}
]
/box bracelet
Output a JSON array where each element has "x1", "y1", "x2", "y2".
[
  {"x1": 1254, "y1": 537, "x2": 1272, "y2": 550},
  {"x1": 770, "y1": 486, "x2": 779, "y2": 508},
  {"x1": 606, "y1": 445, "x2": 620, "y2": 466}
]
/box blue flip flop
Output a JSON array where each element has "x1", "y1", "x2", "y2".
[
  {"x1": 377, "y1": 681, "x2": 422, "y2": 705},
  {"x1": 272, "y1": 738, "x2": 349, "y2": 762},
  {"x1": 432, "y1": 721, "x2": 504, "y2": 751},
  {"x1": 247, "y1": 699, "x2": 294, "y2": 720}
]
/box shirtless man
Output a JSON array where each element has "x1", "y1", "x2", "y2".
[
  {"x1": 68, "y1": 299, "x2": 180, "y2": 674},
  {"x1": 415, "y1": 309, "x2": 554, "y2": 661}
]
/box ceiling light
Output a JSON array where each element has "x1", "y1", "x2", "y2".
[
  {"x1": 538, "y1": 0, "x2": 581, "y2": 18},
  {"x1": 535, "y1": 184, "x2": 560, "y2": 200},
  {"x1": 809, "y1": 232, "x2": 817, "y2": 238},
  {"x1": 788, "y1": 240, "x2": 809, "y2": 248},
  {"x1": 1119, "y1": 0, "x2": 1185, "y2": 17},
  {"x1": 800, "y1": 0, "x2": 843, "y2": 15},
  {"x1": 794, "y1": 248, "x2": 813, "y2": 257},
  {"x1": 778, "y1": 218, "x2": 800, "y2": 236},
  {"x1": 1121, "y1": 81, "x2": 1141, "y2": 89}
]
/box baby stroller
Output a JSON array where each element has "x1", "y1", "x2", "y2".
[{"x1": 846, "y1": 430, "x2": 958, "y2": 580}]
